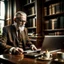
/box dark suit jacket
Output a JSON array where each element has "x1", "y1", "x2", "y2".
[{"x1": 1, "y1": 24, "x2": 32, "y2": 54}]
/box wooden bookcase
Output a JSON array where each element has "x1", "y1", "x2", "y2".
[
  {"x1": 21, "y1": 0, "x2": 43, "y2": 48},
  {"x1": 42, "y1": 0, "x2": 64, "y2": 35}
]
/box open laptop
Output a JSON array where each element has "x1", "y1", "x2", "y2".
[
  {"x1": 24, "y1": 35, "x2": 64, "y2": 58},
  {"x1": 41, "y1": 35, "x2": 64, "y2": 51}
]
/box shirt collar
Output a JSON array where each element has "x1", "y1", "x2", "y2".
[
  {"x1": 19, "y1": 25, "x2": 25, "y2": 32},
  {"x1": 13, "y1": 22, "x2": 25, "y2": 32}
]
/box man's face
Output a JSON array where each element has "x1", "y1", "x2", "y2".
[{"x1": 15, "y1": 14, "x2": 27, "y2": 27}]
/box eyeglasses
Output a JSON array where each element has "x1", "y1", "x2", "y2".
[
  {"x1": 16, "y1": 18, "x2": 26, "y2": 22},
  {"x1": 19, "y1": 20, "x2": 26, "y2": 22}
]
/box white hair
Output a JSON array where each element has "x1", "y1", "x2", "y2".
[{"x1": 14, "y1": 11, "x2": 27, "y2": 18}]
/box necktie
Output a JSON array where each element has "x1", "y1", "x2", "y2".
[
  {"x1": 17, "y1": 30, "x2": 20, "y2": 39},
  {"x1": 17, "y1": 30, "x2": 25, "y2": 49}
]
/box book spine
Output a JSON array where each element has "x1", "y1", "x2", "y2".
[
  {"x1": 33, "y1": 18, "x2": 36, "y2": 27},
  {"x1": 27, "y1": 6, "x2": 35, "y2": 15},
  {"x1": 45, "y1": 20, "x2": 49, "y2": 29},
  {"x1": 44, "y1": 7, "x2": 47, "y2": 16},
  {"x1": 51, "y1": 18, "x2": 57, "y2": 29},
  {"x1": 55, "y1": 3, "x2": 61, "y2": 14}
]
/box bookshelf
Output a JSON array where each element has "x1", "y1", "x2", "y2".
[
  {"x1": 22, "y1": 0, "x2": 43, "y2": 48},
  {"x1": 42, "y1": 0, "x2": 64, "y2": 35}
]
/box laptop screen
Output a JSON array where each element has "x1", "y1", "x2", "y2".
[{"x1": 41, "y1": 35, "x2": 64, "y2": 51}]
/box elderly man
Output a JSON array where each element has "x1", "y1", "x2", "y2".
[{"x1": 1, "y1": 11, "x2": 37, "y2": 55}]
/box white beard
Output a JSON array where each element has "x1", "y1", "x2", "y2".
[
  {"x1": 13, "y1": 22, "x2": 25, "y2": 32},
  {"x1": 19, "y1": 25, "x2": 25, "y2": 32}
]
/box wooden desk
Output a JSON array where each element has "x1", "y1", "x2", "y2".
[
  {"x1": 0, "y1": 49, "x2": 64, "y2": 64},
  {"x1": 0, "y1": 54, "x2": 51, "y2": 64}
]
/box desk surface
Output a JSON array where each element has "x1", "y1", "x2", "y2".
[
  {"x1": 0, "y1": 49, "x2": 64, "y2": 64},
  {"x1": 0, "y1": 54, "x2": 51, "y2": 64}
]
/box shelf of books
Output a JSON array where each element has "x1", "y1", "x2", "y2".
[
  {"x1": 23, "y1": 0, "x2": 43, "y2": 48},
  {"x1": 23, "y1": 0, "x2": 42, "y2": 36},
  {"x1": 24, "y1": 0, "x2": 36, "y2": 37},
  {"x1": 43, "y1": 0, "x2": 64, "y2": 35}
]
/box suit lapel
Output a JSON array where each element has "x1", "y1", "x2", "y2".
[{"x1": 10, "y1": 25, "x2": 18, "y2": 47}]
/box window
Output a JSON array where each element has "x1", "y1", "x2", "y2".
[{"x1": 0, "y1": 1, "x2": 5, "y2": 35}]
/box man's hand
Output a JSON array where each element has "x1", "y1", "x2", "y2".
[
  {"x1": 11, "y1": 47, "x2": 23, "y2": 55},
  {"x1": 31, "y1": 45, "x2": 37, "y2": 50}
]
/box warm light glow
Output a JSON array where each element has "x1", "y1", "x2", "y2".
[
  {"x1": 0, "y1": 1, "x2": 5, "y2": 19},
  {"x1": 0, "y1": 1, "x2": 5, "y2": 35},
  {"x1": 0, "y1": 20, "x2": 4, "y2": 35}
]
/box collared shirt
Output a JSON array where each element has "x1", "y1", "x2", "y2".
[
  {"x1": 13, "y1": 22, "x2": 25, "y2": 37},
  {"x1": 13, "y1": 22, "x2": 25, "y2": 32},
  {"x1": 9, "y1": 22, "x2": 25, "y2": 53}
]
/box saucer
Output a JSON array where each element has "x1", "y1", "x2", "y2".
[{"x1": 37, "y1": 57, "x2": 52, "y2": 61}]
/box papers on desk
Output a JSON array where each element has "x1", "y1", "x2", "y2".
[
  {"x1": 49, "y1": 49, "x2": 61, "y2": 53},
  {"x1": 24, "y1": 49, "x2": 61, "y2": 58},
  {"x1": 23, "y1": 50, "x2": 35, "y2": 54},
  {"x1": 23, "y1": 48, "x2": 41, "y2": 54},
  {"x1": 0, "y1": 55, "x2": 9, "y2": 61},
  {"x1": 24, "y1": 49, "x2": 43, "y2": 58}
]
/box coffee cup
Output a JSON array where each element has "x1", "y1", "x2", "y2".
[{"x1": 46, "y1": 51, "x2": 50, "y2": 59}]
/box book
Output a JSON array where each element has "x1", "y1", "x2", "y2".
[
  {"x1": 51, "y1": 18, "x2": 57, "y2": 29},
  {"x1": 48, "y1": 3, "x2": 61, "y2": 15},
  {"x1": 31, "y1": 6, "x2": 35, "y2": 15},
  {"x1": 60, "y1": 2, "x2": 64, "y2": 12},
  {"x1": 27, "y1": 18, "x2": 33, "y2": 27},
  {"x1": 45, "y1": 20, "x2": 49, "y2": 29},
  {"x1": 48, "y1": 20, "x2": 52, "y2": 29},
  {"x1": 44, "y1": 7, "x2": 47, "y2": 16},
  {"x1": 27, "y1": 6, "x2": 35, "y2": 15},
  {"x1": 51, "y1": 4, "x2": 56, "y2": 14},
  {"x1": 45, "y1": 20, "x2": 52, "y2": 29},
  {"x1": 55, "y1": 3, "x2": 61, "y2": 14},
  {"x1": 56, "y1": 17, "x2": 60, "y2": 29},
  {"x1": 60, "y1": 16, "x2": 64, "y2": 28},
  {"x1": 33, "y1": 18, "x2": 36, "y2": 27},
  {"x1": 49, "y1": 5, "x2": 52, "y2": 15}
]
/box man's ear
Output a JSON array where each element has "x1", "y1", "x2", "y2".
[
  {"x1": 14, "y1": 18, "x2": 18, "y2": 22},
  {"x1": 13, "y1": 18, "x2": 16, "y2": 21},
  {"x1": 15, "y1": 18, "x2": 21, "y2": 22}
]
